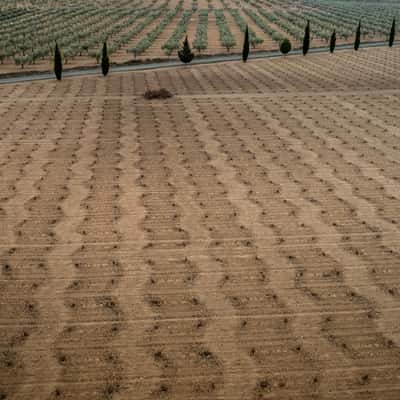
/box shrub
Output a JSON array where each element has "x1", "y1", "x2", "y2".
[
  {"x1": 280, "y1": 38, "x2": 292, "y2": 54},
  {"x1": 143, "y1": 88, "x2": 173, "y2": 100}
]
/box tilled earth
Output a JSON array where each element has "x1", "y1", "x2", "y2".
[{"x1": 0, "y1": 47, "x2": 400, "y2": 400}]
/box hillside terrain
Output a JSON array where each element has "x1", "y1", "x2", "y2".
[{"x1": 0, "y1": 46, "x2": 400, "y2": 399}]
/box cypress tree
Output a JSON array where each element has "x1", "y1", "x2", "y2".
[
  {"x1": 303, "y1": 20, "x2": 310, "y2": 55},
  {"x1": 330, "y1": 29, "x2": 336, "y2": 53},
  {"x1": 178, "y1": 36, "x2": 194, "y2": 64},
  {"x1": 242, "y1": 25, "x2": 250, "y2": 62},
  {"x1": 101, "y1": 41, "x2": 110, "y2": 76},
  {"x1": 354, "y1": 20, "x2": 361, "y2": 51},
  {"x1": 389, "y1": 18, "x2": 396, "y2": 47},
  {"x1": 54, "y1": 42, "x2": 62, "y2": 81}
]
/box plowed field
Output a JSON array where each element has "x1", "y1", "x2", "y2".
[{"x1": 1, "y1": 47, "x2": 400, "y2": 399}]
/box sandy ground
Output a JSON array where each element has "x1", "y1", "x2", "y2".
[{"x1": 0, "y1": 47, "x2": 400, "y2": 400}]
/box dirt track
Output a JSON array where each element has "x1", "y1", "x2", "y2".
[{"x1": 1, "y1": 47, "x2": 400, "y2": 399}]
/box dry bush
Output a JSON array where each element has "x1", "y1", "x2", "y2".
[{"x1": 143, "y1": 88, "x2": 173, "y2": 100}]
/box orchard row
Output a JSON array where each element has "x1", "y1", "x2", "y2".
[{"x1": 0, "y1": 0, "x2": 397, "y2": 69}]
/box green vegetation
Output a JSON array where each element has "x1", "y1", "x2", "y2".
[
  {"x1": 243, "y1": 8, "x2": 285, "y2": 43},
  {"x1": 0, "y1": 0, "x2": 397, "y2": 68},
  {"x1": 130, "y1": 1, "x2": 184, "y2": 57},
  {"x1": 193, "y1": 10, "x2": 208, "y2": 53},
  {"x1": 280, "y1": 38, "x2": 292, "y2": 54},
  {"x1": 228, "y1": 9, "x2": 263, "y2": 48},
  {"x1": 214, "y1": 9, "x2": 236, "y2": 51},
  {"x1": 162, "y1": 10, "x2": 193, "y2": 55}
]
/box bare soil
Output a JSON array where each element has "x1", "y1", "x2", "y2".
[{"x1": 0, "y1": 47, "x2": 400, "y2": 400}]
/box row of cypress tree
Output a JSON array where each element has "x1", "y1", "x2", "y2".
[
  {"x1": 54, "y1": 38, "x2": 194, "y2": 80},
  {"x1": 54, "y1": 42, "x2": 110, "y2": 81},
  {"x1": 53, "y1": 18, "x2": 396, "y2": 79},
  {"x1": 243, "y1": 17, "x2": 396, "y2": 62}
]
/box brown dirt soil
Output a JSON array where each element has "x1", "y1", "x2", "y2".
[{"x1": 0, "y1": 47, "x2": 400, "y2": 400}]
